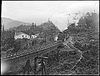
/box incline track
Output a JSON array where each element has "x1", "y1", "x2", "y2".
[{"x1": 3, "y1": 41, "x2": 63, "y2": 62}]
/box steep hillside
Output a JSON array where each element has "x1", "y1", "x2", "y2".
[
  {"x1": 40, "y1": 20, "x2": 59, "y2": 31},
  {"x1": 39, "y1": 20, "x2": 60, "y2": 35}
]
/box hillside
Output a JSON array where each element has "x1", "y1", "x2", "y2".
[
  {"x1": 40, "y1": 20, "x2": 59, "y2": 31},
  {"x1": 1, "y1": 20, "x2": 61, "y2": 53},
  {"x1": 9, "y1": 25, "x2": 31, "y2": 32},
  {"x1": 39, "y1": 20, "x2": 60, "y2": 35},
  {"x1": 1, "y1": 17, "x2": 31, "y2": 30},
  {"x1": 60, "y1": 12, "x2": 99, "y2": 74},
  {"x1": 12, "y1": 20, "x2": 60, "y2": 36}
]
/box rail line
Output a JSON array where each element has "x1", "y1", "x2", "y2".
[{"x1": 3, "y1": 41, "x2": 63, "y2": 62}]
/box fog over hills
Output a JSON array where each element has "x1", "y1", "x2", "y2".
[{"x1": 2, "y1": 1, "x2": 98, "y2": 31}]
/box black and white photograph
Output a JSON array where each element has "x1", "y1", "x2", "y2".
[{"x1": 1, "y1": 0, "x2": 99, "y2": 75}]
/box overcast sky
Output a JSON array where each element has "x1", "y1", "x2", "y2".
[{"x1": 2, "y1": 1, "x2": 99, "y2": 31}]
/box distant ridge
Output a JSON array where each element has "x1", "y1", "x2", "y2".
[{"x1": 1, "y1": 17, "x2": 31, "y2": 30}]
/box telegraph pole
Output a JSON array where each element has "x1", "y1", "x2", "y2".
[
  {"x1": 56, "y1": 45, "x2": 62, "y2": 63},
  {"x1": 3, "y1": 25, "x2": 4, "y2": 32},
  {"x1": 34, "y1": 57, "x2": 38, "y2": 74}
]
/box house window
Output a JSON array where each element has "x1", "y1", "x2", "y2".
[
  {"x1": 25, "y1": 35, "x2": 27, "y2": 38},
  {"x1": 22, "y1": 35, "x2": 24, "y2": 37}
]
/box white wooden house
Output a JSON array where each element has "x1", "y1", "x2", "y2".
[{"x1": 14, "y1": 32, "x2": 30, "y2": 40}]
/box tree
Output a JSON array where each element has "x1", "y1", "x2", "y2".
[
  {"x1": 22, "y1": 59, "x2": 32, "y2": 74},
  {"x1": 1, "y1": 30, "x2": 15, "y2": 51},
  {"x1": 13, "y1": 40, "x2": 21, "y2": 53},
  {"x1": 32, "y1": 22, "x2": 36, "y2": 29}
]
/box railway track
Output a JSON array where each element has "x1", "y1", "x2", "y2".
[{"x1": 2, "y1": 41, "x2": 63, "y2": 62}]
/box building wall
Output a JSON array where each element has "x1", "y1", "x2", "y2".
[{"x1": 15, "y1": 34, "x2": 30, "y2": 40}]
